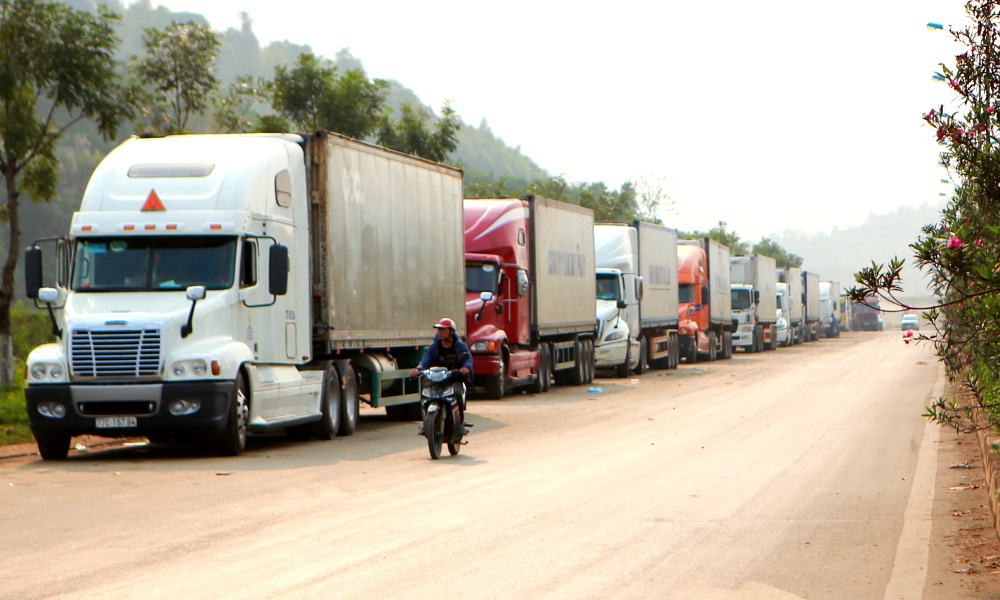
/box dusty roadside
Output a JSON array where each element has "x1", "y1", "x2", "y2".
[{"x1": 926, "y1": 424, "x2": 1000, "y2": 597}]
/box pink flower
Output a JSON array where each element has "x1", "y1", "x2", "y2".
[
  {"x1": 948, "y1": 235, "x2": 964, "y2": 250},
  {"x1": 976, "y1": 238, "x2": 984, "y2": 246},
  {"x1": 963, "y1": 216, "x2": 969, "y2": 223},
  {"x1": 989, "y1": 107, "x2": 996, "y2": 114},
  {"x1": 904, "y1": 330, "x2": 914, "y2": 338}
]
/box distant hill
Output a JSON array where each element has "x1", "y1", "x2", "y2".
[{"x1": 772, "y1": 202, "x2": 944, "y2": 299}]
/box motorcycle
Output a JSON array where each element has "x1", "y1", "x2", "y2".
[{"x1": 418, "y1": 366, "x2": 469, "y2": 459}]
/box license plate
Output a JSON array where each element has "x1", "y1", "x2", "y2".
[{"x1": 96, "y1": 416, "x2": 138, "y2": 428}]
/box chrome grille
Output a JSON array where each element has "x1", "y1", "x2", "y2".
[{"x1": 71, "y1": 329, "x2": 161, "y2": 378}]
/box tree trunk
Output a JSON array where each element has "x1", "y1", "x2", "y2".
[{"x1": 0, "y1": 168, "x2": 21, "y2": 384}]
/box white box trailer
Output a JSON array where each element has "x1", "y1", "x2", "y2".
[
  {"x1": 706, "y1": 239, "x2": 733, "y2": 327},
  {"x1": 593, "y1": 221, "x2": 679, "y2": 374},
  {"x1": 802, "y1": 270, "x2": 821, "y2": 341},
  {"x1": 778, "y1": 267, "x2": 805, "y2": 344},
  {"x1": 530, "y1": 196, "x2": 597, "y2": 336},
  {"x1": 22, "y1": 130, "x2": 466, "y2": 459},
  {"x1": 730, "y1": 254, "x2": 778, "y2": 351}
]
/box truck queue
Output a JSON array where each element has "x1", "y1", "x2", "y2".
[{"x1": 20, "y1": 131, "x2": 874, "y2": 460}]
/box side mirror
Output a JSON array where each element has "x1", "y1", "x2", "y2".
[
  {"x1": 25, "y1": 246, "x2": 43, "y2": 299},
  {"x1": 701, "y1": 286, "x2": 709, "y2": 302},
  {"x1": 753, "y1": 290, "x2": 760, "y2": 304},
  {"x1": 635, "y1": 276, "x2": 644, "y2": 302},
  {"x1": 186, "y1": 286, "x2": 207, "y2": 301},
  {"x1": 480, "y1": 291, "x2": 494, "y2": 303},
  {"x1": 616, "y1": 299, "x2": 627, "y2": 310},
  {"x1": 38, "y1": 288, "x2": 59, "y2": 304},
  {"x1": 269, "y1": 244, "x2": 289, "y2": 296},
  {"x1": 516, "y1": 270, "x2": 529, "y2": 297},
  {"x1": 181, "y1": 286, "x2": 206, "y2": 339}
]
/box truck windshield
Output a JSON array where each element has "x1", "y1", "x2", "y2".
[
  {"x1": 679, "y1": 284, "x2": 695, "y2": 304},
  {"x1": 731, "y1": 288, "x2": 752, "y2": 310},
  {"x1": 72, "y1": 236, "x2": 237, "y2": 292},
  {"x1": 466, "y1": 262, "x2": 498, "y2": 294},
  {"x1": 595, "y1": 274, "x2": 621, "y2": 301}
]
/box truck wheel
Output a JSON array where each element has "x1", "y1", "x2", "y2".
[
  {"x1": 723, "y1": 331, "x2": 733, "y2": 359},
  {"x1": 635, "y1": 337, "x2": 647, "y2": 375},
  {"x1": 337, "y1": 364, "x2": 359, "y2": 437},
  {"x1": 486, "y1": 360, "x2": 505, "y2": 399},
  {"x1": 530, "y1": 344, "x2": 548, "y2": 394},
  {"x1": 34, "y1": 432, "x2": 70, "y2": 461},
  {"x1": 570, "y1": 339, "x2": 586, "y2": 385},
  {"x1": 616, "y1": 340, "x2": 631, "y2": 377},
  {"x1": 217, "y1": 372, "x2": 249, "y2": 457},
  {"x1": 308, "y1": 363, "x2": 342, "y2": 440},
  {"x1": 542, "y1": 344, "x2": 553, "y2": 391},
  {"x1": 685, "y1": 338, "x2": 697, "y2": 364},
  {"x1": 584, "y1": 339, "x2": 595, "y2": 383},
  {"x1": 708, "y1": 332, "x2": 717, "y2": 361},
  {"x1": 669, "y1": 333, "x2": 680, "y2": 369}
]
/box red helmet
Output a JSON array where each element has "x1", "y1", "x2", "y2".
[{"x1": 433, "y1": 318, "x2": 457, "y2": 330}]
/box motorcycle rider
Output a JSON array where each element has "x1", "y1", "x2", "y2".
[{"x1": 411, "y1": 318, "x2": 473, "y2": 434}]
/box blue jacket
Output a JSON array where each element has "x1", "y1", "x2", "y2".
[{"x1": 418, "y1": 335, "x2": 474, "y2": 373}]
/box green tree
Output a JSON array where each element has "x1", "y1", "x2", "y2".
[
  {"x1": 271, "y1": 53, "x2": 388, "y2": 139},
  {"x1": 133, "y1": 20, "x2": 221, "y2": 134},
  {"x1": 377, "y1": 102, "x2": 461, "y2": 162},
  {"x1": 753, "y1": 237, "x2": 803, "y2": 268},
  {"x1": 212, "y1": 75, "x2": 268, "y2": 133},
  {"x1": 850, "y1": 0, "x2": 1000, "y2": 433},
  {"x1": 0, "y1": 0, "x2": 136, "y2": 382},
  {"x1": 684, "y1": 221, "x2": 749, "y2": 254}
]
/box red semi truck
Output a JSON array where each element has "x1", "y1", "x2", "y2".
[
  {"x1": 464, "y1": 195, "x2": 597, "y2": 398},
  {"x1": 677, "y1": 238, "x2": 734, "y2": 362}
]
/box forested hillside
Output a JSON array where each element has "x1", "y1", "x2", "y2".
[{"x1": 2, "y1": 0, "x2": 547, "y2": 281}]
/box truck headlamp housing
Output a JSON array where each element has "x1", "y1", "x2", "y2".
[
  {"x1": 604, "y1": 330, "x2": 625, "y2": 341},
  {"x1": 29, "y1": 363, "x2": 65, "y2": 382},
  {"x1": 470, "y1": 341, "x2": 495, "y2": 352}
]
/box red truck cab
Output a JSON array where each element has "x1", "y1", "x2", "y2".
[
  {"x1": 677, "y1": 243, "x2": 709, "y2": 360},
  {"x1": 464, "y1": 199, "x2": 538, "y2": 398}
]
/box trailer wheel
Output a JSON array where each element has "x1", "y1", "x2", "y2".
[
  {"x1": 34, "y1": 432, "x2": 70, "y2": 461},
  {"x1": 217, "y1": 372, "x2": 249, "y2": 456},
  {"x1": 669, "y1": 332, "x2": 680, "y2": 369},
  {"x1": 337, "y1": 364, "x2": 359, "y2": 437},
  {"x1": 486, "y1": 359, "x2": 505, "y2": 399},
  {"x1": 722, "y1": 331, "x2": 733, "y2": 359},
  {"x1": 570, "y1": 339, "x2": 586, "y2": 385},
  {"x1": 308, "y1": 363, "x2": 342, "y2": 440},
  {"x1": 582, "y1": 339, "x2": 594, "y2": 383},
  {"x1": 542, "y1": 344, "x2": 553, "y2": 391},
  {"x1": 708, "y1": 332, "x2": 718, "y2": 361}
]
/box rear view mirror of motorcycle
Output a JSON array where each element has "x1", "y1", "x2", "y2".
[{"x1": 480, "y1": 291, "x2": 494, "y2": 302}]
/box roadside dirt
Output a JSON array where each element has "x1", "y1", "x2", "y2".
[{"x1": 927, "y1": 424, "x2": 1000, "y2": 598}]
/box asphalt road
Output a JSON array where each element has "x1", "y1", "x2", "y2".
[{"x1": 0, "y1": 332, "x2": 948, "y2": 598}]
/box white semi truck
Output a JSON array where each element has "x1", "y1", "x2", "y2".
[
  {"x1": 777, "y1": 268, "x2": 804, "y2": 344},
  {"x1": 23, "y1": 131, "x2": 466, "y2": 459},
  {"x1": 593, "y1": 221, "x2": 679, "y2": 376},
  {"x1": 802, "y1": 271, "x2": 821, "y2": 342},
  {"x1": 819, "y1": 280, "x2": 841, "y2": 337},
  {"x1": 729, "y1": 254, "x2": 778, "y2": 352}
]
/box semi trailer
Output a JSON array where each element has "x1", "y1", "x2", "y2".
[
  {"x1": 729, "y1": 254, "x2": 778, "y2": 352},
  {"x1": 677, "y1": 238, "x2": 734, "y2": 362}
]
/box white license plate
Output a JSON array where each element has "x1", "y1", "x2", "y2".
[{"x1": 96, "y1": 416, "x2": 138, "y2": 428}]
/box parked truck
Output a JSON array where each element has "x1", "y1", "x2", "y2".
[
  {"x1": 777, "y1": 268, "x2": 804, "y2": 344},
  {"x1": 464, "y1": 195, "x2": 596, "y2": 399},
  {"x1": 802, "y1": 271, "x2": 821, "y2": 341},
  {"x1": 729, "y1": 254, "x2": 778, "y2": 352},
  {"x1": 593, "y1": 221, "x2": 680, "y2": 376},
  {"x1": 22, "y1": 131, "x2": 466, "y2": 460},
  {"x1": 819, "y1": 281, "x2": 841, "y2": 337},
  {"x1": 677, "y1": 238, "x2": 733, "y2": 362},
  {"x1": 776, "y1": 285, "x2": 792, "y2": 346},
  {"x1": 852, "y1": 296, "x2": 882, "y2": 331}
]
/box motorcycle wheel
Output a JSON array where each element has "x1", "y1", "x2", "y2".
[
  {"x1": 448, "y1": 438, "x2": 461, "y2": 456},
  {"x1": 426, "y1": 409, "x2": 442, "y2": 460}
]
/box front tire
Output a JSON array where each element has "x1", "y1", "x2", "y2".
[
  {"x1": 635, "y1": 336, "x2": 647, "y2": 375},
  {"x1": 486, "y1": 359, "x2": 505, "y2": 399},
  {"x1": 217, "y1": 372, "x2": 249, "y2": 456},
  {"x1": 35, "y1": 432, "x2": 70, "y2": 461},
  {"x1": 616, "y1": 339, "x2": 632, "y2": 378},
  {"x1": 426, "y1": 409, "x2": 443, "y2": 460}
]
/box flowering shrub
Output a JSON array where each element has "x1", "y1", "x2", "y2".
[{"x1": 849, "y1": 0, "x2": 1000, "y2": 433}]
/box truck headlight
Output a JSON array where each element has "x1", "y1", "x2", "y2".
[
  {"x1": 471, "y1": 341, "x2": 494, "y2": 352},
  {"x1": 604, "y1": 330, "x2": 625, "y2": 341},
  {"x1": 30, "y1": 365, "x2": 47, "y2": 380},
  {"x1": 192, "y1": 361, "x2": 207, "y2": 376}
]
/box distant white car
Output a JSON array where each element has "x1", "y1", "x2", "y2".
[{"x1": 900, "y1": 314, "x2": 919, "y2": 331}]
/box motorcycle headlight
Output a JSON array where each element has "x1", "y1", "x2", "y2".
[
  {"x1": 604, "y1": 330, "x2": 625, "y2": 341},
  {"x1": 428, "y1": 370, "x2": 447, "y2": 383}
]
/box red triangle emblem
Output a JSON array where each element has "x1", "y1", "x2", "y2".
[{"x1": 142, "y1": 190, "x2": 166, "y2": 212}]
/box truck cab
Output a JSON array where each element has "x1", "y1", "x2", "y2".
[
  {"x1": 776, "y1": 284, "x2": 791, "y2": 346},
  {"x1": 730, "y1": 283, "x2": 756, "y2": 350},
  {"x1": 818, "y1": 281, "x2": 841, "y2": 337},
  {"x1": 594, "y1": 268, "x2": 638, "y2": 374}
]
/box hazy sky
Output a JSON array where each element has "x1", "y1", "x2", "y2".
[{"x1": 139, "y1": 1, "x2": 970, "y2": 240}]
